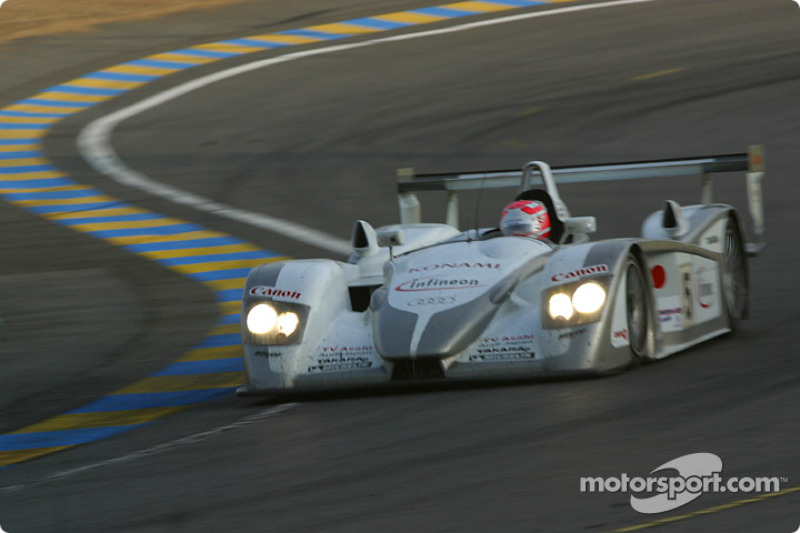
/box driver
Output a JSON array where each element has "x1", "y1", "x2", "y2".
[{"x1": 500, "y1": 199, "x2": 551, "y2": 239}]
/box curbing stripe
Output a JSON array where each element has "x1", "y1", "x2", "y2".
[
  {"x1": 0, "y1": 178, "x2": 72, "y2": 188},
  {"x1": 69, "y1": 390, "x2": 235, "y2": 413},
  {"x1": 0, "y1": 446, "x2": 76, "y2": 467},
  {"x1": 0, "y1": 116, "x2": 59, "y2": 124},
  {"x1": 155, "y1": 250, "x2": 281, "y2": 266},
  {"x1": 218, "y1": 38, "x2": 277, "y2": 48},
  {"x1": 341, "y1": 17, "x2": 412, "y2": 29},
  {"x1": 166, "y1": 257, "x2": 276, "y2": 273},
  {"x1": 153, "y1": 359, "x2": 244, "y2": 377},
  {"x1": 26, "y1": 201, "x2": 124, "y2": 214},
  {"x1": 113, "y1": 373, "x2": 244, "y2": 395},
  {"x1": 0, "y1": 425, "x2": 149, "y2": 452},
  {"x1": 307, "y1": 22, "x2": 385, "y2": 34},
  {"x1": 15, "y1": 408, "x2": 186, "y2": 433},
  {"x1": 86, "y1": 71, "x2": 160, "y2": 82},
  {"x1": 185, "y1": 268, "x2": 253, "y2": 282},
  {"x1": 49, "y1": 85, "x2": 127, "y2": 96},
  {"x1": 412, "y1": 6, "x2": 480, "y2": 16},
  {"x1": 67, "y1": 78, "x2": 147, "y2": 90},
  {"x1": 195, "y1": 333, "x2": 241, "y2": 349},
  {"x1": 57, "y1": 212, "x2": 170, "y2": 225},
  {"x1": 0, "y1": 110, "x2": 70, "y2": 118},
  {"x1": 19, "y1": 98, "x2": 95, "y2": 108},
  {"x1": 126, "y1": 58, "x2": 201, "y2": 70},
  {"x1": 120, "y1": 236, "x2": 245, "y2": 252},
  {"x1": 244, "y1": 34, "x2": 319, "y2": 45},
  {"x1": 168, "y1": 47, "x2": 240, "y2": 58},
  {"x1": 191, "y1": 43, "x2": 264, "y2": 55},
  {"x1": 0, "y1": 164, "x2": 57, "y2": 173},
  {"x1": 83, "y1": 223, "x2": 207, "y2": 239},
  {"x1": 180, "y1": 345, "x2": 242, "y2": 362},
  {"x1": 218, "y1": 313, "x2": 241, "y2": 326}
]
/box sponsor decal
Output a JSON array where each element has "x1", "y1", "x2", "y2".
[
  {"x1": 706, "y1": 235, "x2": 719, "y2": 245},
  {"x1": 551, "y1": 264, "x2": 609, "y2": 283},
  {"x1": 408, "y1": 262, "x2": 501, "y2": 273},
  {"x1": 308, "y1": 361, "x2": 372, "y2": 373},
  {"x1": 693, "y1": 267, "x2": 716, "y2": 309},
  {"x1": 650, "y1": 265, "x2": 666, "y2": 289},
  {"x1": 309, "y1": 345, "x2": 375, "y2": 373},
  {"x1": 482, "y1": 334, "x2": 534, "y2": 342},
  {"x1": 469, "y1": 335, "x2": 535, "y2": 363},
  {"x1": 658, "y1": 305, "x2": 684, "y2": 332},
  {"x1": 611, "y1": 325, "x2": 630, "y2": 348},
  {"x1": 395, "y1": 277, "x2": 482, "y2": 292},
  {"x1": 558, "y1": 327, "x2": 587, "y2": 340},
  {"x1": 407, "y1": 296, "x2": 456, "y2": 307},
  {"x1": 320, "y1": 345, "x2": 372, "y2": 353},
  {"x1": 469, "y1": 351, "x2": 535, "y2": 363},
  {"x1": 249, "y1": 285, "x2": 301, "y2": 300},
  {"x1": 580, "y1": 452, "x2": 786, "y2": 514},
  {"x1": 254, "y1": 349, "x2": 281, "y2": 358},
  {"x1": 679, "y1": 265, "x2": 695, "y2": 323}
]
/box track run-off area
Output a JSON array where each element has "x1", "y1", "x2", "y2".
[{"x1": 0, "y1": 0, "x2": 799, "y2": 531}]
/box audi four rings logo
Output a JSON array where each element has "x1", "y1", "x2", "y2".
[{"x1": 407, "y1": 296, "x2": 456, "y2": 306}]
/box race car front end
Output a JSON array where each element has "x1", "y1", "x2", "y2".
[{"x1": 239, "y1": 236, "x2": 644, "y2": 395}]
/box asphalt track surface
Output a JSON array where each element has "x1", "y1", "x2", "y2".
[{"x1": 1, "y1": 0, "x2": 799, "y2": 531}]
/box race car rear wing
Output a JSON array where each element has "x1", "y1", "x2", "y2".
[{"x1": 396, "y1": 145, "x2": 766, "y2": 255}]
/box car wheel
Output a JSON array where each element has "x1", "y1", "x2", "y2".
[
  {"x1": 721, "y1": 217, "x2": 748, "y2": 327},
  {"x1": 625, "y1": 256, "x2": 651, "y2": 359}
]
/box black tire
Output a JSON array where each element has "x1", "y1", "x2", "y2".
[
  {"x1": 625, "y1": 256, "x2": 651, "y2": 359},
  {"x1": 721, "y1": 217, "x2": 749, "y2": 327}
]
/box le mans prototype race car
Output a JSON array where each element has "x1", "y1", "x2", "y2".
[{"x1": 237, "y1": 148, "x2": 766, "y2": 394}]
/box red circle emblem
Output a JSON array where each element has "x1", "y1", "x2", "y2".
[{"x1": 651, "y1": 265, "x2": 666, "y2": 289}]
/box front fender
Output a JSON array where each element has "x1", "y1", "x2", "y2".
[{"x1": 241, "y1": 260, "x2": 351, "y2": 391}]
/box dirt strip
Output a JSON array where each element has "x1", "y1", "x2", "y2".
[{"x1": 0, "y1": 0, "x2": 253, "y2": 44}]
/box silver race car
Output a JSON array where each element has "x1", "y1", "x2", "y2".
[{"x1": 238, "y1": 148, "x2": 765, "y2": 394}]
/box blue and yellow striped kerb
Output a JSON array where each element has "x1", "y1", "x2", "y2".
[{"x1": 0, "y1": 0, "x2": 576, "y2": 468}]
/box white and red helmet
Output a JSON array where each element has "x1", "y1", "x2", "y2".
[{"x1": 500, "y1": 199, "x2": 551, "y2": 239}]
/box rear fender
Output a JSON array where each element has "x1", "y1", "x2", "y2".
[
  {"x1": 642, "y1": 203, "x2": 736, "y2": 252},
  {"x1": 637, "y1": 238, "x2": 730, "y2": 357}
]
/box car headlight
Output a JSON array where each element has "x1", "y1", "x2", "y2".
[
  {"x1": 545, "y1": 280, "x2": 608, "y2": 327},
  {"x1": 243, "y1": 301, "x2": 308, "y2": 345},
  {"x1": 247, "y1": 304, "x2": 278, "y2": 334},
  {"x1": 571, "y1": 282, "x2": 606, "y2": 314},
  {"x1": 276, "y1": 311, "x2": 300, "y2": 336},
  {"x1": 548, "y1": 293, "x2": 574, "y2": 320}
]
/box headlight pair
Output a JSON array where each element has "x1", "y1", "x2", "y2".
[
  {"x1": 243, "y1": 301, "x2": 308, "y2": 345},
  {"x1": 545, "y1": 281, "x2": 607, "y2": 327},
  {"x1": 247, "y1": 304, "x2": 300, "y2": 336}
]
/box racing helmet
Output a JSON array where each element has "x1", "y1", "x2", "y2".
[{"x1": 500, "y1": 199, "x2": 551, "y2": 239}]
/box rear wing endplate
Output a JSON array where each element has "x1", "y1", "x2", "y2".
[{"x1": 396, "y1": 145, "x2": 766, "y2": 255}]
